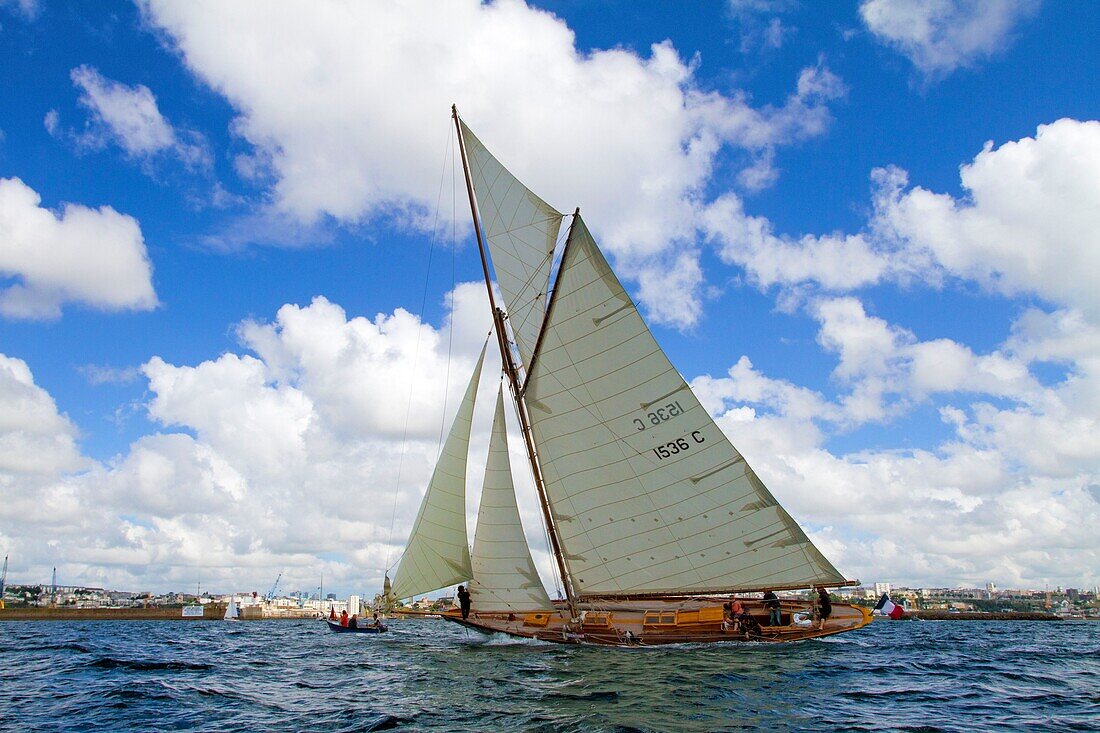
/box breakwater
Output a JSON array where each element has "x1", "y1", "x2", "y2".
[
  {"x1": 0, "y1": 605, "x2": 229, "y2": 621},
  {"x1": 898, "y1": 610, "x2": 1062, "y2": 621},
  {"x1": 0, "y1": 604, "x2": 315, "y2": 621}
]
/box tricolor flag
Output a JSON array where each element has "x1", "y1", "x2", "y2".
[{"x1": 874, "y1": 593, "x2": 904, "y2": 620}]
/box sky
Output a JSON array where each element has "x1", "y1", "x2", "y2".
[{"x1": 0, "y1": 0, "x2": 1097, "y2": 598}]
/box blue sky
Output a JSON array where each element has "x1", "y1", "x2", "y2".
[{"x1": 1, "y1": 0, "x2": 1097, "y2": 597}]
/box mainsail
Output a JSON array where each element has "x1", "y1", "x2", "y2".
[
  {"x1": 458, "y1": 120, "x2": 563, "y2": 367},
  {"x1": 390, "y1": 344, "x2": 486, "y2": 600},
  {"x1": 459, "y1": 119, "x2": 847, "y2": 599},
  {"x1": 469, "y1": 386, "x2": 554, "y2": 612},
  {"x1": 525, "y1": 216, "x2": 845, "y2": 596}
]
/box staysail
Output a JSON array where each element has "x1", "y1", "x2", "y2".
[
  {"x1": 458, "y1": 120, "x2": 563, "y2": 366},
  {"x1": 524, "y1": 215, "x2": 847, "y2": 597},
  {"x1": 390, "y1": 344, "x2": 486, "y2": 600},
  {"x1": 469, "y1": 386, "x2": 554, "y2": 612}
]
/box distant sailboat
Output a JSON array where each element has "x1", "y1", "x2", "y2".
[
  {"x1": 224, "y1": 596, "x2": 239, "y2": 621},
  {"x1": 386, "y1": 107, "x2": 871, "y2": 646}
]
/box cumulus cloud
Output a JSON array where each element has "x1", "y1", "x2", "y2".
[
  {"x1": 692, "y1": 293, "x2": 1099, "y2": 589},
  {"x1": 873, "y1": 119, "x2": 1100, "y2": 317},
  {"x1": 0, "y1": 286, "x2": 531, "y2": 596},
  {"x1": 139, "y1": 0, "x2": 845, "y2": 327},
  {"x1": 57, "y1": 65, "x2": 211, "y2": 171},
  {"x1": 693, "y1": 117, "x2": 1100, "y2": 588},
  {"x1": 0, "y1": 0, "x2": 38, "y2": 21},
  {"x1": 860, "y1": 0, "x2": 1041, "y2": 80},
  {"x1": 727, "y1": 0, "x2": 797, "y2": 53},
  {"x1": 0, "y1": 176, "x2": 157, "y2": 319},
  {"x1": 3, "y1": 270, "x2": 1097, "y2": 591},
  {"x1": 704, "y1": 119, "x2": 1100, "y2": 323},
  {"x1": 703, "y1": 192, "x2": 888, "y2": 292},
  {"x1": 0, "y1": 354, "x2": 86, "y2": 478}
]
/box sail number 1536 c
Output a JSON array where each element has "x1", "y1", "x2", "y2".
[
  {"x1": 652, "y1": 431, "x2": 705, "y2": 460},
  {"x1": 633, "y1": 401, "x2": 685, "y2": 431}
]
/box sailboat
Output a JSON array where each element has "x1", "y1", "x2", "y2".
[
  {"x1": 224, "y1": 595, "x2": 240, "y2": 621},
  {"x1": 386, "y1": 107, "x2": 871, "y2": 646}
]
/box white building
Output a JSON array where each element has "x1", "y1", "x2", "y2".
[
  {"x1": 348, "y1": 594, "x2": 361, "y2": 616},
  {"x1": 874, "y1": 582, "x2": 891, "y2": 598}
]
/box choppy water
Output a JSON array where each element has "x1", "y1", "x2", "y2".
[{"x1": 0, "y1": 618, "x2": 1097, "y2": 732}]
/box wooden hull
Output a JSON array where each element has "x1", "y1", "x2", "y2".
[
  {"x1": 325, "y1": 619, "x2": 387, "y2": 633},
  {"x1": 440, "y1": 597, "x2": 870, "y2": 646}
]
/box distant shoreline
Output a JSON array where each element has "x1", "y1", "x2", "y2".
[
  {"x1": 3, "y1": 607, "x2": 1079, "y2": 623},
  {"x1": 876, "y1": 610, "x2": 1064, "y2": 621},
  {"x1": 0, "y1": 605, "x2": 314, "y2": 622}
]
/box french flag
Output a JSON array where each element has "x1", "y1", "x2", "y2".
[{"x1": 874, "y1": 593, "x2": 904, "y2": 620}]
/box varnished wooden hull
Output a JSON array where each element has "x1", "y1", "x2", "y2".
[{"x1": 440, "y1": 597, "x2": 871, "y2": 646}]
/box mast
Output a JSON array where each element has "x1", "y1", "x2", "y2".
[{"x1": 452, "y1": 105, "x2": 576, "y2": 611}]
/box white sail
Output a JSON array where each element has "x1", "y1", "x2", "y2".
[
  {"x1": 524, "y1": 215, "x2": 846, "y2": 597},
  {"x1": 390, "y1": 345, "x2": 487, "y2": 600},
  {"x1": 224, "y1": 596, "x2": 239, "y2": 620},
  {"x1": 470, "y1": 386, "x2": 554, "y2": 612},
  {"x1": 459, "y1": 120, "x2": 563, "y2": 366}
]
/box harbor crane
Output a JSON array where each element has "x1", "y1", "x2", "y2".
[{"x1": 265, "y1": 572, "x2": 283, "y2": 602}]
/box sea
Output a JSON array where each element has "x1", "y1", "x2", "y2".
[{"x1": 0, "y1": 618, "x2": 1096, "y2": 732}]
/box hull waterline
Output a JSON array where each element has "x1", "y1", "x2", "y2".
[
  {"x1": 324, "y1": 619, "x2": 388, "y2": 634},
  {"x1": 440, "y1": 598, "x2": 871, "y2": 646}
]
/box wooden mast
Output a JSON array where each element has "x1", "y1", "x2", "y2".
[{"x1": 451, "y1": 105, "x2": 577, "y2": 612}]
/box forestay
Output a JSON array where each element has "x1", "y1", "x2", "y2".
[
  {"x1": 459, "y1": 120, "x2": 563, "y2": 366},
  {"x1": 470, "y1": 386, "x2": 553, "y2": 612},
  {"x1": 524, "y1": 215, "x2": 846, "y2": 597},
  {"x1": 391, "y1": 345, "x2": 486, "y2": 600}
]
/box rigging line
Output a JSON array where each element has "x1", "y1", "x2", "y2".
[
  {"x1": 436, "y1": 129, "x2": 459, "y2": 450},
  {"x1": 486, "y1": 214, "x2": 567, "y2": 345},
  {"x1": 384, "y1": 122, "x2": 454, "y2": 574},
  {"x1": 508, "y1": 215, "x2": 570, "y2": 314}
]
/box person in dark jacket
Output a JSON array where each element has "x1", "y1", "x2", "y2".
[
  {"x1": 457, "y1": 585, "x2": 472, "y2": 620},
  {"x1": 814, "y1": 587, "x2": 832, "y2": 630},
  {"x1": 348, "y1": 614, "x2": 358, "y2": 629},
  {"x1": 762, "y1": 590, "x2": 781, "y2": 626}
]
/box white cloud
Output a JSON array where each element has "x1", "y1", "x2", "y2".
[
  {"x1": 0, "y1": 354, "x2": 86, "y2": 477},
  {"x1": 3, "y1": 272, "x2": 1098, "y2": 592},
  {"x1": 702, "y1": 192, "x2": 888, "y2": 292},
  {"x1": 63, "y1": 65, "x2": 211, "y2": 171},
  {"x1": 140, "y1": 0, "x2": 844, "y2": 328},
  {"x1": 874, "y1": 119, "x2": 1100, "y2": 317},
  {"x1": 78, "y1": 364, "x2": 141, "y2": 386},
  {"x1": 811, "y1": 296, "x2": 1041, "y2": 423},
  {"x1": 692, "y1": 297, "x2": 1100, "y2": 589},
  {"x1": 0, "y1": 285, "x2": 516, "y2": 596},
  {"x1": 727, "y1": 0, "x2": 797, "y2": 53},
  {"x1": 0, "y1": 176, "x2": 158, "y2": 319},
  {"x1": 0, "y1": 0, "x2": 38, "y2": 21},
  {"x1": 860, "y1": 0, "x2": 1041, "y2": 80},
  {"x1": 704, "y1": 119, "x2": 1100, "y2": 324}
]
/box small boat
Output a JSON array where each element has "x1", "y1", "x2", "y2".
[
  {"x1": 224, "y1": 596, "x2": 240, "y2": 621},
  {"x1": 324, "y1": 619, "x2": 387, "y2": 633}
]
